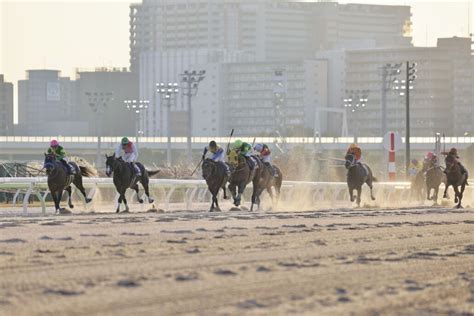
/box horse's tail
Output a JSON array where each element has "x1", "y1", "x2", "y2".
[
  {"x1": 147, "y1": 169, "x2": 161, "y2": 177},
  {"x1": 79, "y1": 166, "x2": 96, "y2": 178}
]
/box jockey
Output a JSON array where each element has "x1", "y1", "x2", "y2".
[
  {"x1": 408, "y1": 158, "x2": 422, "y2": 178},
  {"x1": 48, "y1": 139, "x2": 75, "y2": 174},
  {"x1": 115, "y1": 137, "x2": 141, "y2": 176},
  {"x1": 202, "y1": 140, "x2": 231, "y2": 176},
  {"x1": 425, "y1": 152, "x2": 439, "y2": 167},
  {"x1": 231, "y1": 139, "x2": 258, "y2": 170},
  {"x1": 442, "y1": 147, "x2": 468, "y2": 177},
  {"x1": 254, "y1": 143, "x2": 278, "y2": 177},
  {"x1": 346, "y1": 143, "x2": 368, "y2": 176}
]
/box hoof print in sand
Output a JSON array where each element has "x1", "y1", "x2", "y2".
[
  {"x1": 43, "y1": 288, "x2": 84, "y2": 296},
  {"x1": 175, "y1": 273, "x2": 199, "y2": 282},
  {"x1": 117, "y1": 279, "x2": 140, "y2": 288},
  {"x1": 214, "y1": 268, "x2": 237, "y2": 276}
]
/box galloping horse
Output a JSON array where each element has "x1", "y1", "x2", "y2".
[
  {"x1": 344, "y1": 153, "x2": 376, "y2": 207},
  {"x1": 423, "y1": 158, "x2": 446, "y2": 205},
  {"x1": 105, "y1": 154, "x2": 160, "y2": 213},
  {"x1": 443, "y1": 155, "x2": 468, "y2": 208},
  {"x1": 410, "y1": 170, "x2": 425, "y2": 202},
  {"x1": 227, "y1": 150, "x2": 260, "y2": 208},
  {"x1": 43, "y1": 153, "x2": 94, "y2": 214},
  {"x1": 250, "y1": 161, "x2": 283, "y2": 211},
  {"x1": 202, "y1": 159, "x2": 229, "y2": 212}
]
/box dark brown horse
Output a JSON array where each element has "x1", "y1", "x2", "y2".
[
  {"x1": 344, "y1": 153, "x2": 376, "y2": 207},
  {"x1": 410, "y1": 170, "x2": 425, "y2": 202},
  {"x1": 422, "y1": 159, "x2": 446, "y2": 205},
  {"x1": 202, "y1": 159, "x2": 229, "y2": 212},
  {"x1": 43, "y1": 153, "x2": 94, "y2": 214},
  {"x1": 227, "y1": 150, "x2": 259, "y2": 208},
  {"x1": 105, "y1": 154, "x2": 159, "y2": 213},
  {"x1": 443, "y1": 155, "x2": 468, "y2": 208},
  {"x1": 250, "y1": 161, "x2": 283, "y2": 211}
]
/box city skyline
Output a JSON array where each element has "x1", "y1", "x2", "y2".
[{"x1": 0, "y1": 0, "x2": 472, "y2": 127}]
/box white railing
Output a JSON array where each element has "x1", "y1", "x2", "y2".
[
  {"x1": 0, "y1": 177, "x2": 427, "y2": 215},
  {"x1": 2, "y1": 177, "x2": 474, "y2": 215}
]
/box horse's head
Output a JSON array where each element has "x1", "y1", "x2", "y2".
[
  {"x1": 105, "y1": 153, "x2": 117, "y2": 177},
  {"x1": 43, "y1": 153, "x2": 57, "y2": 175},
  {"x1": 445, "y1": 154, "x2": 457, "y2": 172},
  {"x1": 344, "y1": 153, "x2": 356, "y2": 170},
  {"x1": 202, "y1": 159, "x2": 216, "y2": 180},
  {"x1": 227, "y1": 150, "x2": 240, "y2": 168}
]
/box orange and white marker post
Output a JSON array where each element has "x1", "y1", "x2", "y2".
[{"x1": 388, "y1": 132, "x2": 396, "y2": 181}]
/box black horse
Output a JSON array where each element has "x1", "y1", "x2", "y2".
[
  {"x1": 105, "y1": 154, "x2": 160, "y2": 213},
  {"x1": 250, "y1": 161, "x2": 283, "y2": 211},
  {"x1": 443, "y1": 155, "x2": 468, "y2": 208},
  {"x1": 202, "y1": 159, "x2": 229, "y2": 212},
  {"x1": 227, "y1": 150, "x2": 260, "y2": 207},
  {"x1": 423, "y1": 158, "x2": 446, "y2": 205},
  {"x1": 43, "y1": 153, "x2": 94, "y2": 214},
  {"x1": 344, "y1": 153, "x2": 376, "y2": 207}
]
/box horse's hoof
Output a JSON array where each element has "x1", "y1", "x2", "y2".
[
  {"x1": 85, "y1": 198, "x2": 92, "y2": 203},
  {"x1": 138, "y1": 199, "x2": 144, "y2": 204},
  {"x1": 116, "y1": 209, "x2": 120, "y2": 213},
  {"x1": 69, "y1": 204, "x2": 74, "y2": 209},
  {"x1": 148, "y1": 198, "x2": 154, "y2": 203},
  {"x1": 371, "y1": 197, "x2": 376, "y2": 201}
]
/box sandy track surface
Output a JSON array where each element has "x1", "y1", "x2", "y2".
[{"x1": 1, "y1": 207, "x2": 474, "y2": 315}]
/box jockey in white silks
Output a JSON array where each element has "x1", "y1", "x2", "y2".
[{"x1": 115, "y1": 137, "x2": 141, "y2": 176}]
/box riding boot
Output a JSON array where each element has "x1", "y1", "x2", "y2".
[
  {"x1": 222, "y1": 162, "x2": 231, "y2": 177},
  {"x1": 358, "y1": 162, "x2": 368, "y2": 178},
  {"x1": 132, "y1": 162, "x2": 142, "y2": 176},
  {"x1": 246, "y1": 157, "x2": 255, "y2": 170},
  {"x1": 265, "y1": 162, "x2": 277, "y2": 177},
  {"x1": 61, "y1": 160, "x2": 74, "y2": 175}
]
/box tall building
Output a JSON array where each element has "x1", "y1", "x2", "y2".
[
  {"x1": 18, "y1": 70, "x2": 87, "y2": 136},
  {"x1": 0, "y1": 75, "x2": 14, "y2": 136},
  {"x1": 131, "y1": 0, "x2": 411, "y2": 137},
  {"x1": 340, "y1": 37, "x2": 473, "y2": 137},
  {"x1": 221, "y1": 60, "x2": 328, "y2": 136},
  {"x1": 75, "y1": 68, "x2": 138, "y2": 137}
]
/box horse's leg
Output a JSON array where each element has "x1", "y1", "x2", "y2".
[
  {"x1": 222, "y1": 184, "x2": 228, "y2": 200},
  {"x1": 133, "y1": 184, "x2": 144, "y2": 204},
  {"x1": 52, "y1": 191, "x2": 60, "y2": 214},
  {"x1": 356, "y1": 187, "x2": 362, "y2": 207},
  {"x1": 65, "y1": 186, "x2": 74, "y2": 209},
  {"x1": 459, "y1": 182, "x2": 466, "y2": 208},
  {"x1": 453, "y1": 184, "x2": 461, "y2": 208},
  {"x1": 367, "y1": 178, "x2": 375, "y2": 201},
  {"x1": 73, "y1": 175, "x2": 91, "y2": 203},
  {"x1": 250, "y1": 186, "x2": 257, "y2": 212},
  {"x1": 122, "y1": 193, "x2": 130, "y2": 212},
  {"x1": 228, "y1": 184, "x2": 237, "y2": 206},
  {"x1": 142, "y1": 179, "x2": 154, "y2": 203},
  {"x1": 443, "y1": 184, "x2": 449, "y2": 199},
  {"x1": 116, "y1": 193, "x2": 123, "y2": 213},
  {"x1": 349, "y1": 186, "x2": 354, "y2": 202},
  {"x1": 57, "y1": 191, "x2": 64, "y2": 212}
]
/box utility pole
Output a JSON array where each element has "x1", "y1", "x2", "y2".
[
  {"x1": 86, "y1": 91, "x2": 113, "y2": 168},
  {"x1": 179, "y1": 70, "x2": 206, "y2": 164},
  {"x1": 405, "y1": 61, "x2": 417, "y2": 179},
  {"x1": 156, "y1": 82, "x2": 179, "y2": 165}
]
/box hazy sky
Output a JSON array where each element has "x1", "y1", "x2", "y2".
[{"x1": 1, "y1": 0, "x2": 473, "y2": 122}]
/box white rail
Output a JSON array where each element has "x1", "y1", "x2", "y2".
[{"x1": 0, "y1": 177, "x2": 425, "y2": 215}]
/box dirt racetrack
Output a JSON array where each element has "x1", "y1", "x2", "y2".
[{"x1": 1, "y1": 207, "x2": 474, "y2": 315}]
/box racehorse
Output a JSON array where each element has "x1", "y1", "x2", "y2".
[
  {"x1": 43, "y1": 153, "x2": 94, "y2": 214},
  {"x1": 227, "y1": 150, "x2": 259, "y2": 208},
  {"x1": 250, "y1": 161, "x2": 283, "y2": 211},
  {"x1": 344, "y1": 153, "x2": 376, "y2": 207},
  {"x1": 410, "y1": 170, "x2": 425, "y2": 202},
  {"x1": 443, "y1": 155, "x2": 468, "y2": 208},
  {"x1": 105, "y1": 154, "x2": 160, "y2": 213},
  {"x1": 202, "y1": 158, "x2": 229, "y2": 212},
  {"x1": 423, "y1": 158, "x2": 446, "y2": 205}
]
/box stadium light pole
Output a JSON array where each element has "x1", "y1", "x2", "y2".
[
  {"x1": 156, "y1": 82, "x2": 179, "y2": 165},
  {"x1": 86, "y1": 91, "x2": 113, "y2": 168},
  {"x1": 404, "y1": 61, "x2": 417, "y2": 179},
  {"x1": 343, "y1": 89, "x2": 369, "y2": 141},
  {"x1": 179, "y1": 70, "x2": 206, "y2": 164},
  {"x1": 124, "y1": 99, "x2": 150, "y2": 147},
  {"x1": 381, "y1": 63, "x2": 402, "y2": 135}
]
